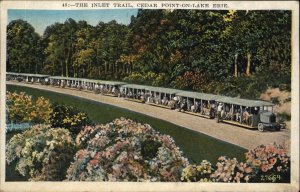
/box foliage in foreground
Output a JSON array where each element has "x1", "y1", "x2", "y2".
[
  {"x1": 6, "y1": 124, "x2": 76, "y2": 181},
  {"x1": 181, "y1": 143, "x2": 290, "y2": 183},
  {"x1": 66, "y1": 118, "x2": 189, "y2": 181},
  {"x1": 6, "y1": 91, "x2": 91, "y2": 135},
  {"x1": 6, "y1": 91, "x2": 52, "y2": 123},
  {"x1": 50, "y1": 103, "x2": 91, "y2": 135},
  {"x1": 6, "y1": 116, "x2": 290, "y2": 182}
]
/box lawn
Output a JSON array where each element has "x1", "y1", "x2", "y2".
[{"x1": 6, "y1": 84, "x2": 247, "y2": 181}]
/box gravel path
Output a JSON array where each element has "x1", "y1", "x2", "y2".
[{"x1": 7, "y1": 81, "x2": 291, "y2": 149}]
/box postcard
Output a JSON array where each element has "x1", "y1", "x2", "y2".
[{"x1": 0, "y1": 1, "x2": 299, "y2": 191}]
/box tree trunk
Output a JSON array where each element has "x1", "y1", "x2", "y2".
[
  {"x1": 112, "y1": 62, "x2": 114, "y2": 75},
  {"x1": 66, "y1": 62, "x2": 68, "y2": 77},
  {"x1": 65, "y1": 42, "x2": 72, "y2": 78},
  {"x1": 74, "y1": 65, "x2": 77, "y2": 78},
  {"x1": 61, "y1": 61, "x2": 64, "y2": 76},
  {"x1": 52, "y1": 61, "x2": 55, "y2": 75},
  {"x1": 246, "y1": 52, "x2": 251, "y2": 77},
  {"x1": 234, "y1": 53, "x2": 238, "y2": 77}
]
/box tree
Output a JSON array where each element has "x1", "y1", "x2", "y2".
[{"x1": 7, "y1": 20, "x2": 43, "y2": 73}]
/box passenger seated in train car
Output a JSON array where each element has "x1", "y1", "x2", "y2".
[
  {"x1": 167, "y1": 98, "x2": 176, "y2": 109},
  {"x1": 144, "y1": 92, "x2": 150, "y2": 101},
  {"x1": 186, "y1": 99, "x2": 192, "y2": 111},
  {"x1": 127, "y1": 90, "x2": 132, "y2": 98},
  {"x1": 172, "y1": 96, "x2": 180, "y2": 109},
  {"x1": 236, "y1": 109, "x2": 241, "y2": 122},
  {"x1": 193, "y1": 101, "x2": 200, "y2": 113},
  {"x1": 88, "y1": 84, "x2": 93, "y2": 91},
  {"x1": 154, "y1": 94, "x2": 160, "y2": 104},
  {"x1": 161, "y1": 96, "x2": 168, "y2": 105},
  {"x1": 94, "y1": 84, "x2": 99, "y2": 93},
  {"x1": 225, "y1": 106, "x2": 234, "y2": 120},
  {"x1": 133, "y1": 92, "x2": 137, "y2": 99},
  {"x1": 44, "y1": 78, "x2": 49, "y2": 85},
  {"x1": 61, "y1": 80, "x2": 66, "y2": 88},
  {"x1": 242, "y1": 108, "x2": 250, "y2": 125},
  {"x1": 179, "y1": 99, "x2": 188, "y2": 111},
  {"x1": 146, "y1": 94, "x2": 152, "y2": 103},
  {"x1": 253, "y1": 107, "x2": 259, "y2": 115},
  {"x1": 108, "y1": 86, "x2": 113, "y2": 94},
  {"x1": 118, "y1": 87, "x2": 124, "y2": 97},
  {"x1": 100, "y1": 85, "x2": 105, "y2": 93},
  {"x1": 225, "y1": 104, "x2": 230, "y2": 114},
  {"x1": 221, "y1": 107, "x2": 226, "y2": 119},
  {"x1": 112, "y1": 86, "x2": 116, "y2": 95}
]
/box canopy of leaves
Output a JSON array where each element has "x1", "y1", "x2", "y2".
[{"x1": 7, "y1": 10, "x2": 291, "y2": 98}]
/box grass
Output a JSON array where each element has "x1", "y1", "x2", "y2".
[{"x1": 6, "y1": 84, "x2": 247, "y2": 180}]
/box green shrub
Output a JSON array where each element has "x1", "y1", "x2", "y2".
[
  {"x1": 50, "y1": 103, "x2": 91, "y2": 135},
  {"x1": 123, "y1": 72, "x2": 145, "y2": 84},
  {"x1": 141, "y1": 140, "x2": 162, "y2": 160}
]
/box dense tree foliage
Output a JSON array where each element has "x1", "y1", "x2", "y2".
[
  {"x1": 7, "y1": 10, "x2": 291, "y2": 98},
  {"x1": 7, "y1": 20, "x2": 43, "y2": 73}
]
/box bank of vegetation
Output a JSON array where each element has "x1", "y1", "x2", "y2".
[
  {"x1": 7, "y1": 10, "x2": 291, "y2": 99},
  {"x1": 6, "y1": 92, "x2": 290, "y2": 182}
]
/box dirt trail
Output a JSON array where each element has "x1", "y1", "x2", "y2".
[{"x1": 7, "y1": 81, "x2": 291, "y2": 149}]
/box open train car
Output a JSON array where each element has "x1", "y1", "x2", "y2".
[
  {"x1": 121, "y1": 84, "x2": 149, "y2": 103},
  {"x1": 49, "y1": 76, "x2": 89, "y2": 89},
  {"x1": 48, "y1": 76, "x2": 125, "y2": 96},
  {"x1": 97, "y1": 80, "x2": 126, "y2": 96},
  {"x1": 145, "y1": 86, "x2": 180, "y2": 109},
  {"x1": 120, "y1": 84, "x2": 180, "y2": 108},
  {"x1": 176, "y1": 91, "x2": 221, "y2": 118},
  {"x1": 6, "y1": 72, "x2": 50, "y2": 84},
  {"x1": 215, "y1": 96, "x2": 280, "y2": 131}
]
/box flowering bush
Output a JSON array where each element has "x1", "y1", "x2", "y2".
[
  {"x1": 50, "y1": 103, "x2": 91, "y2": 135},
  {"x1": 6, "y1": 124, "x2": 76, "y2": 181},
  {"x1": 181, "y1": 160, "x2": 213, "y2": 182},
  {"x1": 6, "y1": 91, "x2": 52, "y2": 124},
  {"x1": 245, "y1": 143, "x2": 290, "y2": 182},
  {"x1": 181, "y1": 143, "x2": 290, "y2": 183},
  {"x1": 66, "y1": 118, "x2": 189, "y2": 181},
  {"x1": 210, "y1": 156, "x2": 252, "y2": 183}
]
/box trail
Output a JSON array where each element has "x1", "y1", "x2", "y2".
[{"x1": 7, "y1": 81, "x2": 291, "y2": 149}]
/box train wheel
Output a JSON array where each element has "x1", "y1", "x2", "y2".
[{"x1": 258, "y1": 123, "x2": 264, "y2": 132}]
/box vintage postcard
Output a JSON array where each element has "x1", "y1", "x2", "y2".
[{"x1": 0, "y1": 1, "x2": 299, "y2": 191}]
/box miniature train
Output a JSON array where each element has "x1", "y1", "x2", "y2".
[{"x1": 6, "y1": 72, "x2": 283, "y2": 132}]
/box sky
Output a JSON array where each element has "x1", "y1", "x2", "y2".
[{"x1": 8, "y1": 9, "x2": 139, "y2": 35}]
